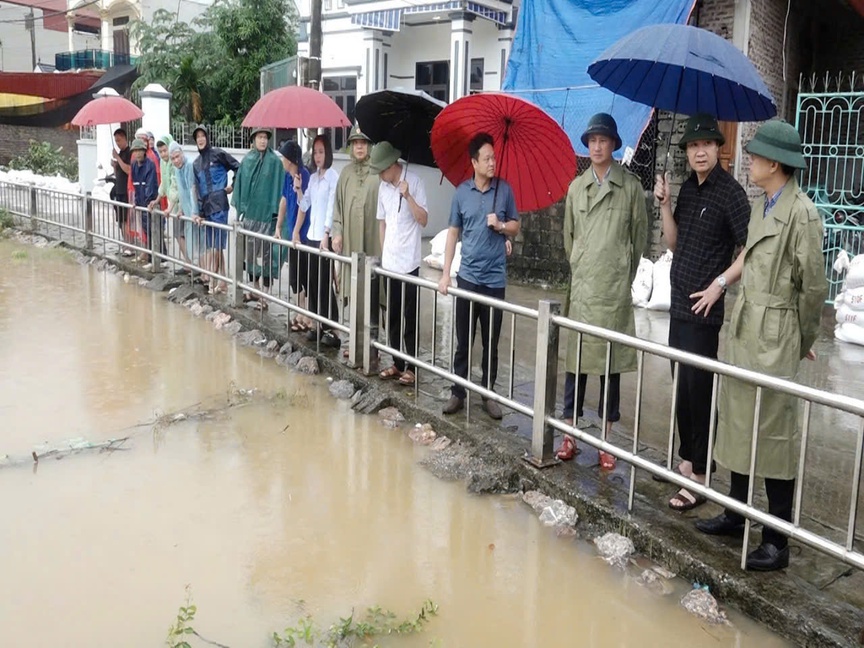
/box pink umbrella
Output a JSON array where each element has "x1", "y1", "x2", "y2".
[
  {"x1": 71, "y1": 95, "x2": 143, "y2": 126},
  {"x1": 242, "y1": 86, "x2": 351, "y2": 129}
]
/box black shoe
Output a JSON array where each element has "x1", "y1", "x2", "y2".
[
  {"x1": 443, "y1": 395, "x2": 464, "y2": 415},
  {"x1": 482, "y1": 398, "x2": 503, "y2": 420},
  {"x1": 305, "y1": 329, "x2": 317, "y2": 342},
  {"x1": 320, "y1": 332, "x2": 340, "y2": 349},
  {"x1": 746, "y1": 542, "x2": 789, "y2": 572},
  {"x1": 695, "y1": 514, "x2": 745, "y2": 537}
]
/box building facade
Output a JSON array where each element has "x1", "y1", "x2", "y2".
[{"x1": 295, "y1": 0, "x2": 516, "y2": 150}]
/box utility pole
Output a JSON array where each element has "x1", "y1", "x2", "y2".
[
  {"x1": 24, "y1": 9, "x2": 36, "y2": 70},
  {"x1": 308, "y1": 0, "x2": 322, "y2": 90}
]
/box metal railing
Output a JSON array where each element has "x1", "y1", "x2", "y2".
[
  {"x1": 170, "y1": 123, "x2": 254, "y2": 150},
  {"x1": 2, "y1": 178, "x2": 862, "y2": 575}
]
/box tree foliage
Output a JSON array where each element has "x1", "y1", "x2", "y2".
[{"x1": 131, "y1": 0, "x2": 298, "y2": 124}]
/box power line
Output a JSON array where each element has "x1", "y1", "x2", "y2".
[{"x1": 0, "y1": 0, "x2": 100, "y2": 24}]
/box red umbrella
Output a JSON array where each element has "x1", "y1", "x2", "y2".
[
  {"x1": 242, "y1": 86, "x2": 352, "y2": 129},
  {"x1": 431, "y1": 93, "x2": 576, "y2": 212},
  {"x1": 71, "y1": 95, "x2": 143, "y2": 126}
]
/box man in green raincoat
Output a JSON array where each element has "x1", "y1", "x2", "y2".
[
  {"x1": 696, "y1": 120, "x2": 827, "y2": 572},
  {"x1": 557, "y1": 113, "x2": 648, "y2": 470},
  {"x1": 232, "y1": 127, "x2": 285, "y2": 305},
  {"x1": 332, "y1": 126, "x2": 380, "y2": 351}
]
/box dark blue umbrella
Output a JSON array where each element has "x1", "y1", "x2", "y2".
[{"x1": 587, "y1": 23, "x2": 776, "y2": 122}]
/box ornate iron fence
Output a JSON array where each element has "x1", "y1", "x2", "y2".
[{"x1": 795, "y1": 72, "x2": 864, "y2": 303}]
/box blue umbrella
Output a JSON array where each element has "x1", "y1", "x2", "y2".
[{"x1": 587, "y1": 23, "x2": 776, "y2": 122}]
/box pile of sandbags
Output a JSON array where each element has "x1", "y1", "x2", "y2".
[
  {"x1": 423, "y1": 229, "x2": 461, "y2": 277},
  {"x1": 833, "y1": 251, "x2": 864, "y2": 345},
  {"x1": 0, "y1": 168, "x2": 80, "y2": 194}
]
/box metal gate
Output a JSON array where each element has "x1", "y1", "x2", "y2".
[{"x1": 795, "y1": 73, "x2": 864, "y2": 303}]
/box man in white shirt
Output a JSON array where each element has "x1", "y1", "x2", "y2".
[{"x1": 370, "y1": 141, "x2": 429, "y2": 386}]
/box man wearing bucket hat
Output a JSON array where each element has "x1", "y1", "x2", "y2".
[
  {"x1": 332, "y1": 125, "x2": 381, "y2": 359},
  {"x1": 370, "y1": 141, "x2": 428, "y2": 387},
  {"x1": 232, "y1": 127, "x2": 285, "y2": 307},
  {"x1": 653, "y1": 114, "x2": 751, "y2": 512},
  {"x1": 696, "y1": 120, "x2": 827, "y2": 572},
  {"x1": 129, "y1": 138, "x2": 159, "y2": 263},
  {"x1": 557, "y1": 113, "x2": 647, "y2": 469}
]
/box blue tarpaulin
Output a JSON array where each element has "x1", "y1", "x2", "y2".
[{"x1": 502, "y1": 0, "x2": 696, "y2": 157}]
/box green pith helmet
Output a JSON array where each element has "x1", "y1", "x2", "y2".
[
  {"x1": 581, "y1": 112, "x2": 622, "y2": 151},
  {"x1": 678, "y1": 113, "x2": 726, "y2": 149},
  {"x1": 130, "y1": 138, "x2": 147, "y2": 151},
  {"x1": 745, "y1": 120, "x2": 807, "y2": 169},
  {"x1": 347, "y1": 124, "x2": 373, "y2": 144},
  {"x1": 368, "y1": 141, "x2": 401, "y2": 173}
]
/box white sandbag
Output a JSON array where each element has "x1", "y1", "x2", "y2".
[
  {"x1": 429, "y1": 229, "x2": 449, "y2": 257},
  {"x1": 631, "y1": 256, "x2": 654, "y2": 307},
  {"x1": 835, "y1": 322, "x2": 864, "y2": 346},
  {"x1": 835, "y1": 303, "x2": 864, "y2": 326},
  {"x1": 646, "y1": 250, "x2": 673, "y2": 311},
  {"x1": 423, "y1": 253, "x2": 443, "y2": 270},
  {"x1": 841, "y1": 286, "x2": 864, "y2": 311},
  {"x1": 845, "y1": 255, "x2": 864, "y2": 290},
  {"x1": 423, "y1": 242, "x2": 461, "y2": 278}
]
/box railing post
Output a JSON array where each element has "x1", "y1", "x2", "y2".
[
  {"x1": 526, "y1": 299, "x2": 561, "y2": 468},
  {"x1": 348, "y1": 251, "x2": 366, "y2": 369},
  {"x1": 150, "y1": 209, "x2": 163, "y2": 272},
  {"x1": 29, "y1": 184, "x2": 37, "y2": 233},
  {"x1": 83, "y1": 192, "x2": 93, "y2": 251},
  {"x1": 362, "y1": 256, "x2": 379, "y2": 375},
  {"x1": 228, "y1": 221, "x2": 244, "y2": 307}
]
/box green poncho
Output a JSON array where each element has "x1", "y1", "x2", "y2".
[
  {"x1": 156, "y1": 134, "x2": 179, "y2": 209},
  {"x1": 232, "y1": 147, "x2": 285, "y2": 223}
]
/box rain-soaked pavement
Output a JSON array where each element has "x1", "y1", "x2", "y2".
[{"x1": 0, "y1": 239, "x2": 793, "y2": 645}]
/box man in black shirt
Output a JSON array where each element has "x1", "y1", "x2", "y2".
[
  {"x1": 110, "y1": 128, "x2": 133, "y2": 253},
  {"x1": 653, "y1": 113, "x2": 750, "y2": 511}
]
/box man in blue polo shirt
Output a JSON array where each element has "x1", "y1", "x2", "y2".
[{"x1": 438, "y1": 132, "x2": 520, "y2": 419}]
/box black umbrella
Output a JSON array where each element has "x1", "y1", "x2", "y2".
[{"x1": 355, "y1": 88, "x2": 446, "y2": 167}]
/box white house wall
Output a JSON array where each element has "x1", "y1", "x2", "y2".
[{"x1": 0, "y1": 3, "x2": 98, "y2": 72}]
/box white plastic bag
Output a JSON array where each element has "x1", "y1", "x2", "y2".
[
  {"x1": 835, "y1": 303, "x2": 864, "y2": 326},
  {"x1": 845, "y1": 255, "x2": 864, "y2": 290},
  {"x1": 631, "y1": 256, "x2": 654, "y2": 307},
  {"x1": 429, "y1": 229, "x2": 449, "y2": 257},
  {"x1": 646, "y1": 250, "x2": 673, "y2": 311},
  {"x1": 841, "y1": 286, "x2": 864, "y2": 311}
]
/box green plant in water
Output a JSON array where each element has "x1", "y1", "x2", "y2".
[
  {"x1": 0, "y1": 208, "x2": 13, "y2": 231},
  {"x1": 166, "y1": 586, "x2": 198, "y2": 648},
  {"x1": 8, "y1": 141, "x2": 78, "y2": 181},
  {"x1": 272, "y1": 600, "x2": 439, "y2": 648},
  {"x1": 11, "y1": 249, "x2": 27, "y2": 260}
]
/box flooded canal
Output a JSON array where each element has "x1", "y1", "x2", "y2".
[{"x1": 0, "y1": 240, "x2": 789, "y2": 647}]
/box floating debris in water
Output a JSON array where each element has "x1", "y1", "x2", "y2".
[
  {"x1": 680, "y1": 588, "x2": 729, "y2": 625},
  {"x1": 522, "y1": 491, "x2": 579, "y2": 528},
  {"x1": 593, "y1": 532, "x2": 635, "y2": 567}
]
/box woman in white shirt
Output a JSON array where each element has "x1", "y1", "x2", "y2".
[{"x1": 296, "y1": 135, "x2": 340, "y2": 347}]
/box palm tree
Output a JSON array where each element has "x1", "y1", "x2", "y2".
[{"x1": 171, "y1": 55, "x2": 203, "y2": 123}]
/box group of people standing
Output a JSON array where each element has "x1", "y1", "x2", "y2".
[{"x1": 544, "y1": 111, "x2": 826, "y2": 572}]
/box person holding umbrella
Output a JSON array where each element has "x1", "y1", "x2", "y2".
[
  {"x1": 232, "y1": 127, "x2": 285, "y2": 306},
  {"x1": 557, "y1": 113, "x2": 647, "y2": 469},
  {"x1": 695, "y1": 120, "x2": 827, "y2": 572},
  {"x1": 438, "y1": 132, "x2": 520, "y2": 420},
  {"x1": 370, "y1": 141, "x2": 428, "y2": 387},
  {"x1": 653, "y1": 114, "x2": 751, "y2": 511}
]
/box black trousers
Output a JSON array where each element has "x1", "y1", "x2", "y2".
[
  {"x1": 562, "y1": 372, "x2": 621, "y2": 422},
  {"x1": 725, "y1": 471, "x2": 795, "y2": 549},
  {"x1": 307, "y1": 239, "x2": 338, "y2": 328},
  {"x1": 668, "y1": 318, "x2": 720, "y2": 475},
  {"x1": 386, "y1": 268, "x2": 419, "y2": 372},
  {"x1": 451, "y1": 276, "x2": 504, "y2": 400}
]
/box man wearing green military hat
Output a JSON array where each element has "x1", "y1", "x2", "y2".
[
  {"x1": 557, "y1": 113, "x2": 647, "y2": 469},
  {"x1": 332, "y1": 125, "x2": 381, "y2": 360},
  {"x1": 696, "y1": 120, "x2": 827, "y2": 572},
  {"x1": 653, "y1": 113, "x2": 750, "y2": 512}
]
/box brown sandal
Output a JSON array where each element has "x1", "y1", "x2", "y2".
[
  {"x1": 379, "y1": 366, "x2": 401, "y2": 380},
  {"x1": 398, "y1": 370, "x2": 415, "y2": 386}
]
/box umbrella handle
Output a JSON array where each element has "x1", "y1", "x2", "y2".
[
  {"x1": 489, "y1": 129, "x2": 508, "y2": 229},
  {"x1": 398, "y1": 158, "x2": 408, "y2": 211}
]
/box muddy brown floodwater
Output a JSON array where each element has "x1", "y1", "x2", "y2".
[{"x1": 0, "y1": 240, "x2": 789, "y2": 647}]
